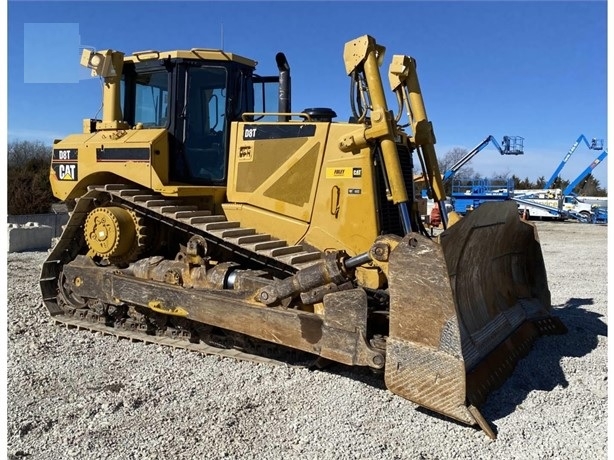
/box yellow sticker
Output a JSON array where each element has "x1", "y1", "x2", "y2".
[{"x1": 326, "y1": 167, "x2": 353, "y2": 179}]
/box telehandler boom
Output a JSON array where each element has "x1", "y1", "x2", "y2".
[{"x1": 40, "y1": 35, "x2": 565, "y2": 438}]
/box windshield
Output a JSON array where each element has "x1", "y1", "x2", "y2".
[{"x1": 133, "y1": 71, "x2": 169, "y2": 127}]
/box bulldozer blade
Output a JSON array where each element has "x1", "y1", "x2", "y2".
[{"x1": 385, "y1": 201, "x2": 566, "y2": 435}]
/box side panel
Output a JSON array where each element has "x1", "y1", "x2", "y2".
[
  {"x1": 227, "y1": 122, "x2": 327, "y2": 223},
  {"x1": 50, "y1": 129, "x2": 167, "y2": 201},
  {"x1": 226, "y1": 121, "x2": 381, "y2": 254},
  {"x1": 306, "y1": 124, "x2": 380, "y2": 256},
  {"x1": 516, "y1": 200, "x2": 563, "y2": 219},
  {"x1": 50, "y1": 128, "x2": 225, "y2": 206}
]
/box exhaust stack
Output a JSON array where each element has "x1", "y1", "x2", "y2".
[{"x1": 276, "y1": 52, "x2": 291, "y2": 122}]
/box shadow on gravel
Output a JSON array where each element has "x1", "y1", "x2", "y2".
[
  {"x1": 482, "y1": 297, "x2": 607, "y2": 425},
  {"x1": 315, "y1": 297, "x2": 607, "y2": 435},
  {"x1": 312, "y1": 360, "x2": 388, "y2": 391}
]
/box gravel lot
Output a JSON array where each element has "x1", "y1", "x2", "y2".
[{"x1": 7, "y1": 220, "x2": 608, "y2": 459}]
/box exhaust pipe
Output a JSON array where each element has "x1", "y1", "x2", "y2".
[{"x1": 276, "y1": 52, "x2": 291, "y2": 122}]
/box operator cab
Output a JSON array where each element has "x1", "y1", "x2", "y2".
[{"x1": 120, "y1": 50, "x2": 261, "y2": 186}]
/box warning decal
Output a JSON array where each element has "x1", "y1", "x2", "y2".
[{"x1": 326, "y1": 167, "x2": 362, "y2": 179}]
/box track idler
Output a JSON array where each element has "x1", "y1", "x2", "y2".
[{"x1": 384, "y1": 201, "x2": 566, "y2": 438}]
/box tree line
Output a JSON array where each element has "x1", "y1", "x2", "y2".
[{"x1": 6, "y1": 141, "x2": 608, "y2": 215}]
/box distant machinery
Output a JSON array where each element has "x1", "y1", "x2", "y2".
[
  {"x1": 450, "y1": 178, "x2": 514, "y2": 214},
  {"x1": 545, "y1": 134, "x2": 604, "y2": 189},
  {"x1": 442, "y1": 135, "x2": 524, "y2": 181},
  {"x1": 563, "y1": 149, "x2": 608, "y2": 196}
]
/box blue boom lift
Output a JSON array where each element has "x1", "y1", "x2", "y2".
[
  {"x1": 545, "y1": 134, "x2": 604, "y2": 189},
  {"x1": 442, "y1": 135, "x2": 524, "y2": 181},
  {"x1": 563, "y1": 149, "x2": 608, "y2": 196}
]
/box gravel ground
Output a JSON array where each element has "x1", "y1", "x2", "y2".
[{"x1": 7, "y1": 221, "x2": 608, "y2": 459}]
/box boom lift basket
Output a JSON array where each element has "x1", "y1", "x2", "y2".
[{"x1": 501, "y1": 136, "x2": 524, "y2": 155}]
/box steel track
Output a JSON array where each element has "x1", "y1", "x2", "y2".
[{"x1": 40, "y1": 184, "x2": 325, "y2": 368}]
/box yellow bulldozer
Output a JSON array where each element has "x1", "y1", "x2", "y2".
[{"x1": 40, "y1": 35, "x2": 565, "y2": 438}]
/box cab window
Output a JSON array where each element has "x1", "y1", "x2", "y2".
[
  {"x1": 182, "y1": 66, "x2": 228, "y2": 182},
  {"x1": 134, "y1": 71, "x2": 169, "y2": 127}
]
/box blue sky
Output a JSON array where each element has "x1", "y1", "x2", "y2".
[{"x1": 6, "y1": 0, "x2": 609, "y2": 189}]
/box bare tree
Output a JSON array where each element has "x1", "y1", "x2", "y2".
[
  {"x1": 437, "y1": 147, "x2": 475, "y2": 180},
  {"x1": 7, "y1": 140, "x2": 56, "y2": 215},
  {"x1": 432, "y1": 147, "x2": 477, "y2": 194},
  {"x1": 490, "y1": 169, "x2": 512, "y2": 181}
]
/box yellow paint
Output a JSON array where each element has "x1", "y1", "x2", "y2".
[
  {"x1": 148, "y1": 300, "x2": 188, "y2": 317},
  {"x1": 227, "y1": 122, "x2": 327, "y2": 223}
]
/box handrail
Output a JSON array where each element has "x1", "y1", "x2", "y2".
[{"x1": 241, "y1": 112, "x2": 313, "y2": 122}]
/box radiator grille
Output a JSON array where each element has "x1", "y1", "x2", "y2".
[{"x1": 375, "y1": 144, "x2": 414, "y2": 236}]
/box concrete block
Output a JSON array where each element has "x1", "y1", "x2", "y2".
[{"x1": 7, "y1": 222, "x2": 54, "y2": 252}]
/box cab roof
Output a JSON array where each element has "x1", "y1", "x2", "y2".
[{"x1": 124, "y1": 49, "x2": 257, "y2": 68}]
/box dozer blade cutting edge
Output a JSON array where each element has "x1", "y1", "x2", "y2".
[{"x1": 384, "y1": 201, "x2": 566, "y2": 438}]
